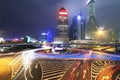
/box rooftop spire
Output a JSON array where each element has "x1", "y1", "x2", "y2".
[
  {"x1": 59, "y1": 7, "x2": 67, "y2": 12},
  {"x1": 58, "y1": 7, "x2": 68, "y2": 16}
]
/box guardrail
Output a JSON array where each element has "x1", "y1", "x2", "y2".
[
  {"x1": 0, "y1": 43, "x2": 120, "y2": 52},
  {"x1": 0, "y1": 43, "x2": 42, "y2": 47}
]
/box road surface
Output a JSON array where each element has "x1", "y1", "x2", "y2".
[{"x1": 0, "y1": 49, "x2": 120, "y2": 80}]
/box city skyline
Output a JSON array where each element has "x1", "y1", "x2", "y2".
[{"x1": 0, "y1": 0, "x2": 120, "y2": 39}]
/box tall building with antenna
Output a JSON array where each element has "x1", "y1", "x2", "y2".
[{"x1": 86, "y1": 0, "x2": 99, "y2": 40}]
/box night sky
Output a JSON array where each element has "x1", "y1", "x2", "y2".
[{"x1": 0, "y1": 0, "x2": 120, "y2": 39}]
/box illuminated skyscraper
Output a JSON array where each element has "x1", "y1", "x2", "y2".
[
  {"x1": 40, "y1": 32, "x2": 51, "y2": 42},
  {"x1": 57, "y1": 7, "x2": 69, "y2": 42},
  {"x1": 86, "y1": 0, "x2": 99, "y2": 40},
  {"x1": 70, "y1": 13, "x2": 86, "y2": 40}
]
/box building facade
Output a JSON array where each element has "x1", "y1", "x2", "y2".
[
  {"x1": 86, "y1": 0, "x2": 99, "y2": 40},
  {"x1": 57, "y1": 7, "x2": 69, "y2": 43},
  {"x1": 40, "y1": 32, "x2": 52, "y2": 43},
  {"x1": 70, "y1": 13, "x2": 86, "y2": 40}
]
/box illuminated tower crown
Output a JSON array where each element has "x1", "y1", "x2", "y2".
[
  {"x1": 58, "y1": 7, "x2": 68, "y2": 25},
  {"x1": 87, "y1": 0, "x2": 95, "y2": 18}
]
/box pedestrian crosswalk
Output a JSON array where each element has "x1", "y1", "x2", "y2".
[
  {"x1": 39, "y1": 61, "x2": 75, "y2": 80},
  {"x1": 91, "y1": 60, "x2": 120, "y2": 80},
  {"x1": 116, "y1": 73, "x2": 120, "y2": 80},
  {"x1": 9, "y1": 54, "x2": 23, "y2": 80}
]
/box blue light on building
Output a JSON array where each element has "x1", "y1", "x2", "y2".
[
  {"x1": 70, "y1": 12, "x2": 86, "y2": 40},
  {"x1": 40, "y1": 31, "x2": 52, "y2": 42}
]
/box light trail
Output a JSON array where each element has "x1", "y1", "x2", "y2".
[
  {"x1": 22, "y1": 50, "x2": 37, "y2": 80},
  {"x1": 11, "y1": 48, "x2": 120, "y2": 80}
]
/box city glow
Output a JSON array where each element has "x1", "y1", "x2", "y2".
[
  {"x1": 98, "y1": 29, "x2": 104, "y2": 35},
  {"x1": 0, "y1": 38, "x2": 4, "y2": 43},
  {"x1": 12, "y1": 38, "x2": 21, "y2": 42},
  {"x1": 98, "y1": 30, "x2": 103, "y2": 34}
]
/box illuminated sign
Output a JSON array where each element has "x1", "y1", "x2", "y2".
[{"x1": 59, "y1": 12, "x2": 68, "y2": 15}]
